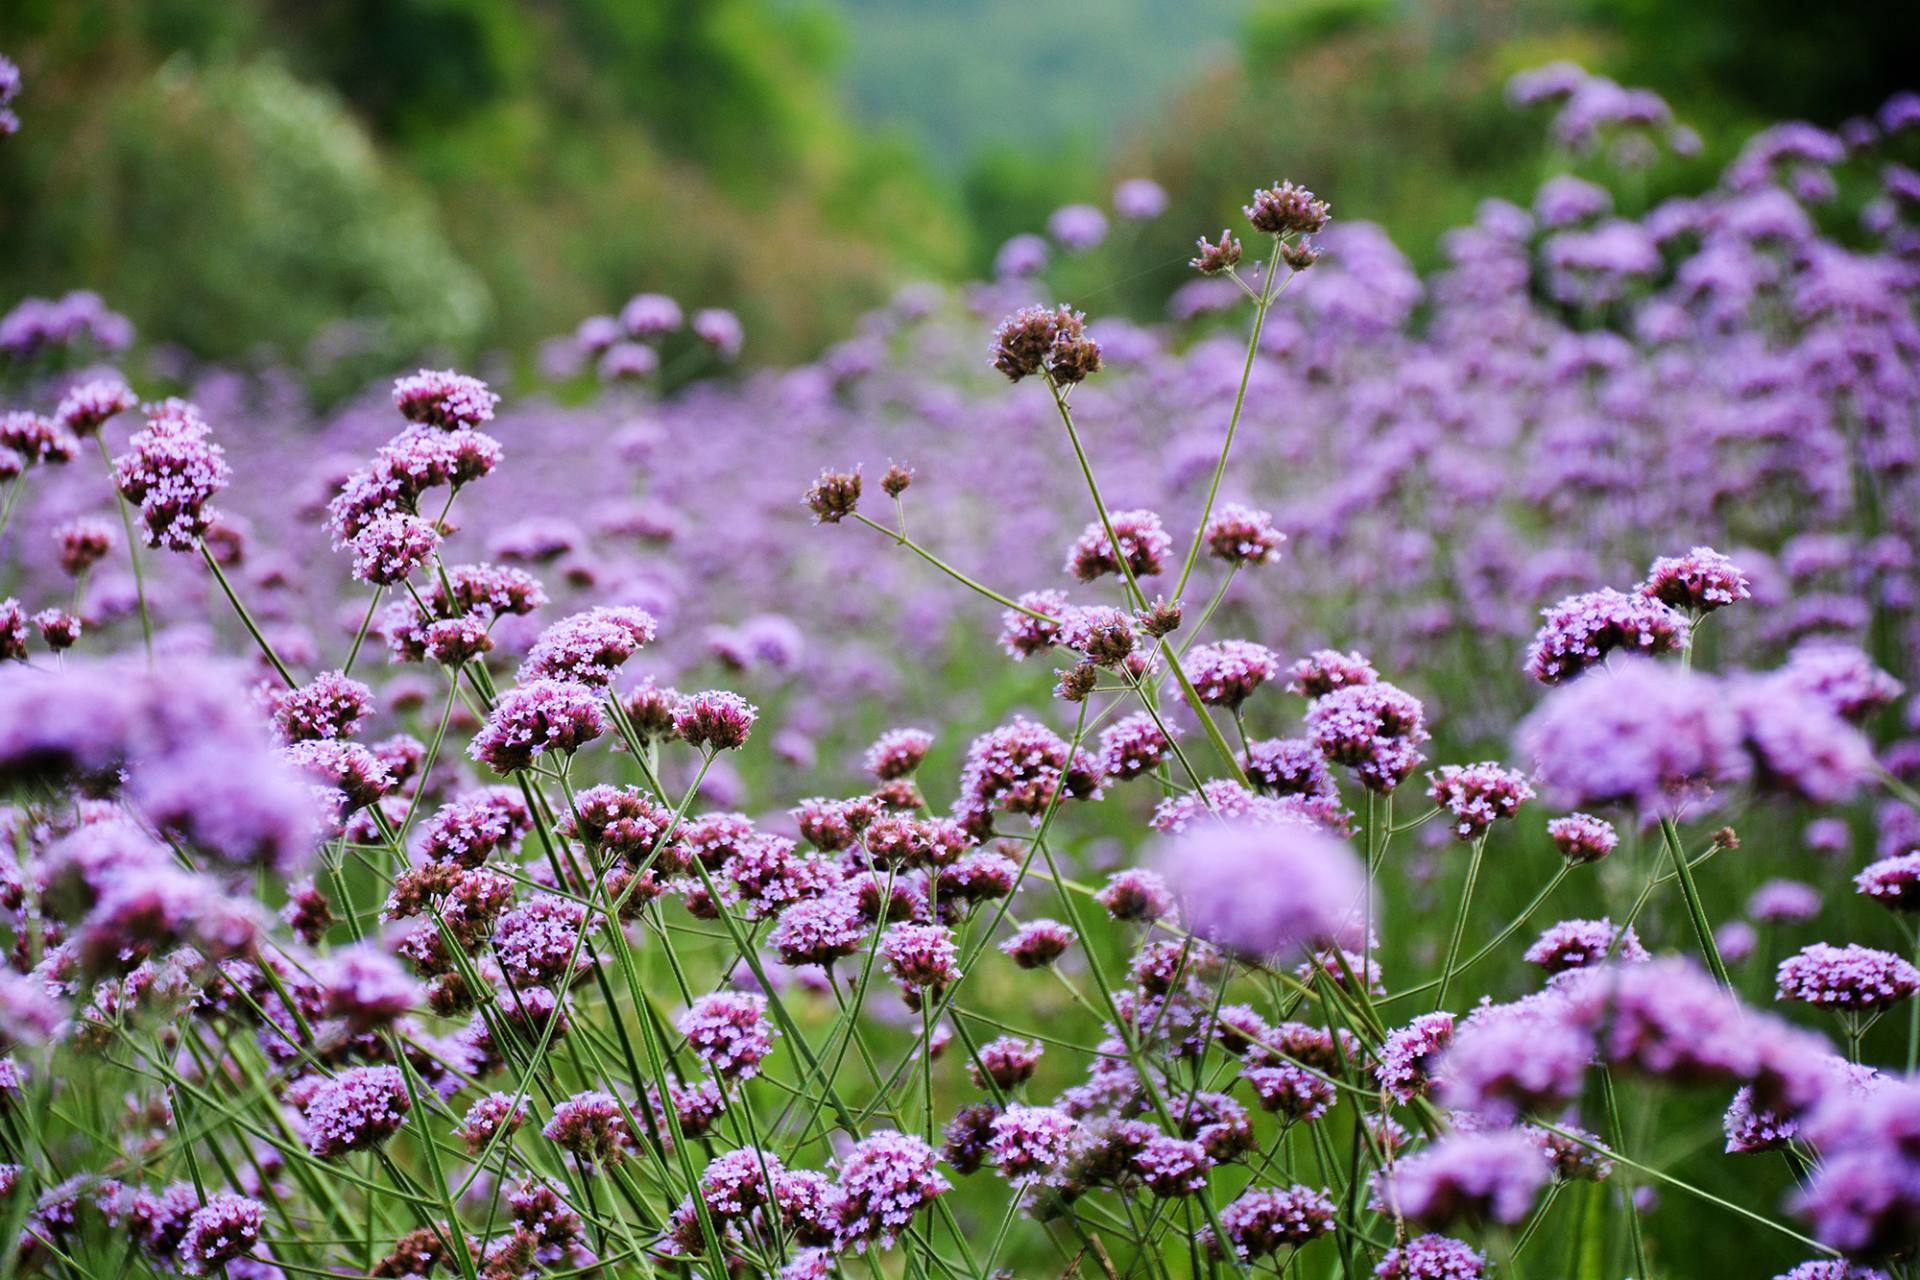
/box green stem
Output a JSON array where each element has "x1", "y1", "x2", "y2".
[
  {"x1": 200, "y1": 540, "x2": 295, "y2": 687},
  {"x1": 1660, "y1": 815, "x2": 1729, "y2": 988},
  {"x1": 1433, "y1": 835, "x2": 1487, "y2": 1011}
]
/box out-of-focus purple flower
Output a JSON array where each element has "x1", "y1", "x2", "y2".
[
  {"x1": 1377, "y1": 1012, "x2": 1454, "y2": 1102},
  {"x1": 620, "y1": 293, "x2": 682, "y2": 338},
  {"x1": 1113, "y1": 178, "x2": 1169, "y2": 220},
  {"x1": 1748, "y1": 878, "x2": 1823, "y2": 924},
  {"x1": 994, "y1": 234, "x2": 1050, "y2": 279},
  {"x1": 1153, "y1": 818, "x2": 1364, "y2": 959},
  {"x1": 1372, "y1": 1129, "x2": 1550, "y2": 1228},
  {"x1": 1519, "y1": 660, "x2": 1744, "y2": 812},
  {"x1": 1048, "y1": 203, "x2": 1109, "y2": 251},
  {"x1": 691, "y1": 308, "x2": 743, "y2": 359}
]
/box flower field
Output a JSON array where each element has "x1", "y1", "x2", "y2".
[{"x1": 3, "y1": 57, "x2": 1920, "y2": 1279}]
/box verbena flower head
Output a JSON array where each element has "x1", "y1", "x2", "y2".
[
  {"x1": 1374, "y1": 1233, "x2": 1488, "y2": 1278},
  {"x1": 520, "y1": 607, "x2": 657, "y2": 687},
  {"x1": 1748, "y1": 878, "x2": 1823, "y2": 923},
  {"x1": 54, "y1": 378, "x2": 137, "y2": 437},
  {"x1": 1191, "y1": 229, "x2": 1243, "y2": 274},
  {"x1": 1377, "y1": 1012, "x2": 1455, "y2": 1102},
  {"x1": 455, "y1": 1092, "x2": 527, "y2": 1154},
  {"x1": 1287, "y1": 649, "x2": 1377, "y2": 698},
  {"x1": 1244, "y1": 181, "x2": 1332, "y2": 236},
  {"x1": 1640, "y1": 546, "x2": 1751, "y2": 613},
  {"x1": 1525, "y1": 588, "x2": 1691, "y2": 684},
  {"x1": 1186, "y1": 639, "x2": 1279, "y2": 710},
  {"x1": 1547, "y1": 812, "x2": 1618, "y2": 863},
  {"x1": 1778, "y1": 641, "x2": 1905, "y2": 725},
  {"x1": 987, "y1": 1103, "x2": 1073, "y2": 1178},
  {"x1": 469, "y1": 680, "x2": 606, "y2": 773},
  {"x1": 1099, "y1": 711, "x2": 1178, "y2": 781},
  {"x1": 836, "y1": 1129, "x2": 949, "y2": 1247},
  {"x1": 769, "y1": 893, "x2": 868, "y2": 968},
  {"x1": 882, "y1": 922, "x2": 961, "y2": 997},
  {"x1": 1426, "y1": 762, "x2": 1535, "y2": 840},
  {"x1": 990, "y1": 304, "x2": 1102, "y2": 384},
  {"x1": 1204, "y1": 503, "x2": 1285, "y2": 566},
  {"x1": 1001, "y1": 919, "x2": 1076, "y2": 968},
  {"x1": 1307, "y1": 680, "x2": 1429, "y2": 792},
  {"x1": 1372, "y1": 1129, "x2": 1550, "y2": 1228},
  {"x1": 392, "y1": 369, "x2": 498, "y2": 430},
  {"x1": 1211, "y1": 1185, "x2": 1335, "y2": 1260},
  {"x1": 1729, "y1": 673, "x2": 1876, "y2": 804},
  {"x1": 673, "y1": 690, "x2": 757, "y2": 751},
  {"x1": 348, "y1": 511, "x2": 441, "y2": 586},
  {"x1": 1065, "y1": 509, "x2": 1170, "y2": 582},
  {"x1": 112, "y1": 401, "x2": 230, "y2": 551},
  {"x1": 678, "y1": 991, "x2": 777, "y2": 1078},
  {"x1": 1524, "y1": 918, "x2": 1647, "y2": 974},
  {"x1": 302, "y1": 1065, "x2": 411, "y2": 1158},
  {"x1": 54, "y1": 516, "x2": 115, "y2": 576},
  {"x1": 864, "y1": 727, "x2": 933, "y2": 780},
  {"x1": 1154, "y1": 818, "x2": 1364, "y2": 959},
  {"x1": 541, "y1": 1091, "x2": 631, "y2": 1166},
  {"x1": 1856, "y1": 853, "x2": 1920, "y2": 912},
  {"x1": 1094, "y1": 868, "x2": 1174, "y2": 922},
  {"x1": 178, "y1": 1193, "x2": 265, "y2": 1275},
  {"x1": 271, "y1": 670, "x2": 373, "y2": 743},
  {"x1": 1438, "y1": 1001, "x2": 1594, "y2": 1122},
  {"x1": 804, "y1": 467, "x2": 861, "y2": 524},
  {"x1": 1519, "y1": 660, "x2": 1744, "y2": 812},
  {"x1": 1777, "y1": 943, "x2": 1920, "y2": 1011},
  {"x1": 999, "y1": 590, "x2": 1071, "y2": 660},
  {"x1": 1060, "y1": 605, "x2": 1137, "y2": 667}
]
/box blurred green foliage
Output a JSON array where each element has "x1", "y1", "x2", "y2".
[{"x1": 0, "y1": 0, "x2": 1912, "y2": 381}]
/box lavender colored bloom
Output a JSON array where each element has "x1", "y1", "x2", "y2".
[
  {"x1": 769, "y1": 893, "x2": 868, "y2": 968},
  {"x1": 1244, "y1": 1060, "x2": 1336, "y2": 1121},
  {"x1": 54, "y1": 378, "x2": 138, "y2": 437},
  {"x1": 1749, "y1": 878, "x2": 1824, "y2": 924},
  {"x1": 470, "y1": 679, "x2": 606, "y2": 773},
  {"x1": 1287, "y1": 649, "x2": 1379, "y2": 698},
  {"x1": 1133, "y1": 1133, "x2": 1213, "y2": 1196},
  {"x1": 1375, "y1": 1234, "x2": 1487, "y2": 1279},
  {"x1": 1792, "y1": 1077, "x2": 1920, "y2": 1257},
  {"x1": 272, "y1": 671, "x2": 373, "y2": 743},
  {"x1": 541, "y1": 1091, "x2": 631, "y2": 1166},
  {"x1": 990, "y1": 304, "x2": 1101, "y2": 384},
  {"x1": 1155, "y1": 819, "x2": 1364, "y2": 959},
  {"x1": 620, "y1": 292, "x2": 682, "y2": 337},
  {"x1": 993, "y1": 233, "x2": 1050, "y2": 278},
  {"x1": 1377, "y1": 1012, "x2": 1455, "y2": 1102},
  {"x1": 1307, "y1": 680, "x2": 1429, "y2": 792},
  {"x1": 1113, "y1": 178, "x2": 1169, "y2": 220},
  {"x1": 835, "y1": 1129, "x2": 949, "y2": 1246},
  {"x1": 1777, "y1": 944, "x2": 1920, "y2": 1011},
  {"x1": 179, "y1": 1194, "x2": 265, "y2": 1274},
  {"x1": 1065, "y1": 509, "x2": 1171, "y2": 582},
  {"x1": 882, "y1": 922, "x2": 961, "y2": 996},
  {"x1": 392, "y1": 369, "x2": 498, "y2": 429},
  {"x1": 317, "y1": 943, "x2": 419, "y2": 1030},
  {"x1": 1546, "y1": 812, "x2": 1618, "y2": 863},
  {"x1": 112, "y1": 402, "x2": 230, "y2": 551},
  {"x1": 1048, "y1": 203, "x2": 1109, "y2": 251},
  {"x1": 1519, "y1": 660, "x2": 1745, "y2": 812},
  {"x1": 865, "y1": 727, "x2": 934, "y2": 780},
  {"x1": 1211, "y1": 1185, "x2": 1335, "y2": 1259},
  {"x1": 691, "y1": 308, "x2": 744, "y2": 358},
  {"x1": 1524, "y1": 918, "x2": 1648, "y2": 973},
  {"x1": 520, "y1": 607, "x2": 658, "y2": 687},
  {"x1": 1437, "y1": 1003, "x2": 1594, "y2": 1121},
  {"x1": 1000, "y1": 919, "x2": 1076, "y2": 968},
  {"x1": 1729, "y1": 673, "x2": 1876, "y2": 804},
  {"x1": 679, "y1": 991, "x2": 777, "y2": 1078},
  {"x1": 1204, "y1": 503, "x2": 1285, "y2": 566},
  {"x1": 673, "y1": 690, "x2": 757, "y2": 751},
  {"x1": 1373, "y1": 1129, "x2": 1550, "y2": 1228},
  {"x1": 1779, "y1": 642, "x2": 1904, "y2": 725},
  {"x1": 1526, "y1": 589, "x2": 1691, "y2": 684},
  {"x1": 1426, "y1": 762, "x2": 1534, "y2": 840},
  {"x1": 1857, "y1": 854, "x2": 1920, "y2": 912},
  {"x1": 987, "y1": 1103, "x2": 1074, "y2": 1178},
  {"x1": 1244, "y1": 181, "x2": 1331, "y2": 236},
  {"x1": 1641, "y1": 546, "x2": 1751, "y2": 613},
  {"x1": 1186, "y1": 639, "x2": 1280, "y2": 710},
  {"x1": 303, "y1": 1066, "x2": 411, "y2": 1158},
  {"x1": 456, "y1": 1092, "x2": 527, "y2": 1153}
]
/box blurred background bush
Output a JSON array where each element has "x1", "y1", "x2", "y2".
[{"x1": 0, "y1": 0, "x2": 1913, "y2": 388}]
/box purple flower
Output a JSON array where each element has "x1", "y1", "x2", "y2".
[
  {"x1": 542, "y1": 1090, "x2": 631, "y2": 1166},
  {"x1": 1154, "y1": 818, "x2": 1365, "y2": 959},
  {"x1": 1306, "y1": 680, "x2": 1430, "y2": 793},
  {"x1": 1243, "y1": 1061, "x2": 1336, "y2": 1121},
  {"x1": 1779, "y1": 642, "x2": 1904, "y2": 725},
  {"x1": 1133, "y1": 1134, "x2": 1213, "y2": 1196},
  {"x1": 691, "y1": 308, "x2": 743, "y2": 358},
  {"x1": 1792, "y1": 1077, "x2": 1920, "y2": 1257},
  {"x1": 1211, "y1": 1185, "x2": 1335, "y2": 1259},
  {"x1": 1426, "y1": 762, "x2": 1535, "y2": 840},
  {"x1": 1113, "y1": 178, "x2": 1168, "y2": 220},
  {"x1": 1064, "y1": 509, "x2": 1170, "y2": 582},
  {"x1": 1437, "y1": 1002, "x2": 1593, "y2": 1121},
  {"x1": 1377, "y1": 1012, "x2": 1455, "y2": 1102},
  {"x1": 1000, "y1": 919, "x2": 1076, "y2": 968},
  {"x1": 987, "y1": 1103, "x2": 1074, "y2": 1178},
  {"x1": 1546, "y1": 812, "x2": 1618, "y2": 863},
  {"x1": 271, "y1": 671, "x2": 373, "y2": 743},
  {"x1": 1525, "y1": 588, "x2": 1691, "y2": 684},
  {"x1": 392, "y1": 369, "x2": 499, "y2": 430},
  {"x1": 316, "y1": 943, "x2": 419, "y2": 1030},
  {"x1": 470, "y1": 680, "x2": 606, "y2": 773},
  {"x1": 456, "y1": 1092, "x2": 527, "y2": 1153},
  {"x1": 1186, "y1": 639, "x2": 1280, "y2": 710},
  {"x1": 835, "y1": 1129, "x2": 949, "y2": 1246},
  {"x1": 174, "y1": 1194, "x2": 265, "y2": 1275},
  {"x1": 619, "y1": 292, "x2": 682, "y2": 337},
  {"x1": 520, "y1": 607, "x2": 658, "y2": 687},
  {"x1": 990, "y1": 304, "x2": 1101, "y2": 384},
  {"x1": 1519, "y1": 660, "x2": 1745, "y2": 812},
  {"x1": 1203, "y1": 503, "x2": 1286, "y2": 566},
  {"x1": 54, "y1": 378, "x2": 138, "y2": 437},
  {"x1": 112, "y1": 402, "x2": 230, "y2": 551},
  {"x1": 302, "y1": 1066, "x2": 411, "y2": 1158},
  {"x1": 864, "y1": 727, "x2": 934, "y2": 780},
  {"x1": 769, "y1": 893, "x2": 868, "y2": 968},
  {"x1": 998, "y1": 590, "x2": 1072, "y2": 660},
  {"x1": 1373, "y1": 1129, "x2": 1550, "y2": 1228},
  {"x1": 678, "y1": 991, "x2": 777, "y2": 1078},
  {"x1": 1857, "y1": 854, "x2": 1920, "y2": 912},
  {"x1": 881, "y1": 922, "x2": 961, "y2": 997},
  {"x1": 1374, "y1": 1234, "x2": 1487, "y2": 1279},
  {"x1": 1524, "y1": 918, "x2": 1648, "y2": 974},
  {"x1": 348, "y1": 512, "x2": 441, "y2": 586},
  {"x1": 1729, "y1": 673, "x2": 1876, "y2": 804},
  {"x1": 1244, "y1": 181, "x2": 1331, "y2": 236},
  {"x1": 1777, "y1": 944, "x2": 1920, "y2": 1011},
  {"x1": 1048, "y1": 203, "x2": 1109, "y2": 251},
  {"x1": 1640, "y1": 546, "x2": 1751, "y2": 613},
  {"x1": 1749, "y1": 878, "x2": 1824, "y2": 923},
  {"x1": 673, "y1": 690, "x2": 757, "y2": 752}
]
